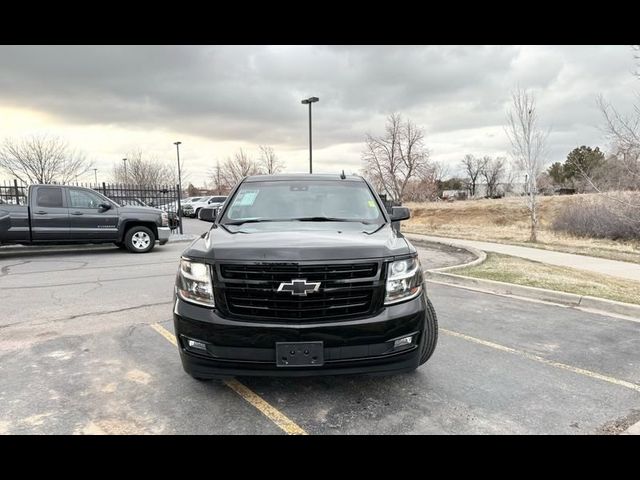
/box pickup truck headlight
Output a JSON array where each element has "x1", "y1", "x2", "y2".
[
  {"x1": 384, "y1": 257, "x2": 423, "y2": 305},
  {"x1": 176, "y1": 258, "x2": 215, "y2": 307},
  {"x1": 161, "y1": 212, "x2": 169, "y2": 227}
]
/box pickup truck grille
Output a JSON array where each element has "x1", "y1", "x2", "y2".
[{"x1": 216, "y1": 262, "x2": 383, "y2": 321}]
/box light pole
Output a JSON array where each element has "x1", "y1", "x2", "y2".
[
  {"x1": 301, "y1": 96, "x2": 319, "y2": 173},
  {"x1": 122, "y1": 158, "x2": 128, "y2": 184},
  {"x1": 174, "y1": 141, "x2": 184, "y2": 234},
  {"x1": 93, "y1": 168, "x2": 98, "y2": 184}
]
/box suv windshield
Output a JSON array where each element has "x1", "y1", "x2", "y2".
[{"x1": 221, "y1": 180, "x2": 384, "y2": 226}]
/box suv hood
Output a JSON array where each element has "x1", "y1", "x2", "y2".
[{"x1": 185, "y1": 224, "x2": 412, "y2": 261}]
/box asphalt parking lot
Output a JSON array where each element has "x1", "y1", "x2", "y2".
[{"x1": 1, "y1": 218, "x2": 639, "y2": 434}]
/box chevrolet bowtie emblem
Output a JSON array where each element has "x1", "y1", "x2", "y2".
[{"x1": 277, "y1": 279, "x2": 321, "y2": 296}]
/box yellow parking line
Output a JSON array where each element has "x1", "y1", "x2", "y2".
[
  {"x1": 223, "y1": 379, "x2": 307, "y2": 435},
  {"x1": 150, "y1": 322, "x2": 308, "y2": 435},
  {"x1": 441, "y1": 328, "x2": 640, "y2": 393},
  {"x1": 150, "y1": 323, "x2": 178, "y2": 346}
]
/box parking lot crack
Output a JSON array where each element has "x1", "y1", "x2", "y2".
[
  {"x1": 0, "y1": 302, "x2": 174, "y2": 331},
  {"x1": 0, "y1": 260, "x2": 30, "y2": 278}
]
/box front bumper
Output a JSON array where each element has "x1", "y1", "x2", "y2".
[
  {"x1": 157, "y1": 227, "x2": 171, "y2": 244},
  {"x1": 173, "y1": 292, "x2": 428, "y2": 378}
]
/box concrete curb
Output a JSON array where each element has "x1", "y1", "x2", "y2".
[
  {"x1": 425, "y1": 270, "x2": 640, "y2": 320},
  {"x1": 407, "y1": 231, "x2": 640, "y2": 320},
  {"x1": 404, "y1": 233, "x2": 487, "y2": 270}
]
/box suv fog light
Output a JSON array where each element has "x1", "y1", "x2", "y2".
[
  {"x1": 393, "y1": 336, "x2": 413, "y2": 348},
  {"x1": 184, "y1": 337, "x2": 208, "y2": 352}
]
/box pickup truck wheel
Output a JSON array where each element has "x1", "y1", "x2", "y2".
[
  {"x1": 418, "y1": 297, "x2": 439, "y2": 365},
  {"x1": 125, "y1": 226, "x2": 155, "y2": 253}
]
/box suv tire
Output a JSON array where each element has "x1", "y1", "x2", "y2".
[{"x1": 418, "y1": 297, "x2": 439, "y2": 365}]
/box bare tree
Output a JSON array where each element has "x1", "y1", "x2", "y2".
[
  {"x1": 433, "y1": 160, "x2": 449, "y2": 183},
  {"x1": 362, "y1": 113, "x2": 431, "y2": 202},
  {"x1": 218, "y1": 148, "x2": 260, "y2": 190},
  {"x1": 505, "y1": 88, "x2": 549, "y2": 242},
  {"x1": 482, "y1": 156, "x2": 506, "y2": 198},
  {"x1": 209, "y1": 160, "x2": 227, "y2": 195},
  {"x1": 403, "y1": 163, "x2": 443, "y2": 202},
  {"x1": 258, "y1": 145, "x2": 285, "y2": 174},
  {"x1": 461, "y1": 154, "x2": 487, "y2": 197},
  {"x1": 0, "y1": 135, "x2": 92, "y2": 184},
  {"x1": 113, "y1": 150, "x2": 176, "y2": 185},
  {"x1": 567, "y1": 47, "x2": 640, "y2": 209},
  {"x1": 596, "y1": 96, "x2": 640, "y2": 200}
]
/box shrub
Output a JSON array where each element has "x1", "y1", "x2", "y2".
[{"x1": 551, "y1": 193, "x2": 640, "y2": 241}]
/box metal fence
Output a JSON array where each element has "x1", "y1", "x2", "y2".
[
  {"x1": 1, "y1": 179, "x2": 181, "y2": 214},
  {"x1": 0, "y1": 179, "x2": 28, "y2": 205}
]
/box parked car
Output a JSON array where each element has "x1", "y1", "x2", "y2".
[
  {"x1": 178, "y1": 197, "x2": 200, "y2": 216},
  {"x1": 0, "y1": 185, "x2": 170, "y2": 253},
  {"x1": 190, "y1": 195, "x2": 227, "y2": 218},
  {"x1": 110, "y1": 196, "x2": 180, "y2": 231},
  {"x1": 180, "y1": 203, "x2": 194, "y2": 217},
  {"x1": 172, "y1": 174, "x2": 437, "y2": 379}
]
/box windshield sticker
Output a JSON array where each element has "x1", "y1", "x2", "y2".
[
  {"x1": 234, "y1": 190, "x2": 259, "y2": 207},
  {"x1": 368, "y1": 200, "x2": 377, "y2": 208}
]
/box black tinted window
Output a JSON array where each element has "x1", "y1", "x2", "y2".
[
  {"x1": 36, "y1": 187, "x2": 63, "y2": 208},
  {"x1": 210, "y1": 196, "x2": 227, "y2": 203}
]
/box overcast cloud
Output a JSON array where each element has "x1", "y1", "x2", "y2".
[{"x1": 0, "y1": 45, "x2": 638, "y2": 183}]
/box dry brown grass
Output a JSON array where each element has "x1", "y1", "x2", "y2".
[
  {"x1": 452, "y1": 253, "x2": 640, "y2": 305},
  {"x1": 405, "y1": 194, "x2": 640, "y2": 264}
]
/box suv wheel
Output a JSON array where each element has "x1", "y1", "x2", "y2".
[
  {"x1": 125, "y1": 226, "x2": 156, "y2": 253},
  {"x1": 418, "y1": 297, "x2": 439, "y2": 365}
]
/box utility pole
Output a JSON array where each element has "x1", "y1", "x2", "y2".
[
  {"x1": 301, "y1": 96, "x2": 319, "y2": 173},
  {"x1": 174, "y1": 141, "x2": 184, "y2": 234}
]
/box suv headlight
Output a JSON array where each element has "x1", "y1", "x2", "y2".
[
  {"x1": 176, "y1": 258, "x2": 215, "y2": 307},
  {"x1": 384, "y1": 257, "x2": 423, "y2": 305}
]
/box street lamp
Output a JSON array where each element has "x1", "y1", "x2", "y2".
[
  {"x1": 174, "y1": 141, "x2": 184, "y2": 234},
  {"x1": 122, "y1": 158, "x2": 128, "y2": 184},
  {"x1": 93, "y1": 168, "x2": 98, "y2": 184},
  {"x1": 301, "y1": 96, "x2": 319, "y2": 174}
]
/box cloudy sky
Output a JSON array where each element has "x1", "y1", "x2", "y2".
[{"x1": 0, "y1": 45, "x2": 638, "y2": 184}]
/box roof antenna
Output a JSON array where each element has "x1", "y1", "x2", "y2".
[{"x1": 340, "y1": 170, "x2": 346, "y2": 179}]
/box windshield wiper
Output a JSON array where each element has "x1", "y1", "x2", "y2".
[
  {"x1": 224, "y1": 217, "x2": 378, "y2": 226},
  {"x1": 292, "y1": 216, "x2": 377, "y2": 225},
  {"x1": 223, "y1": 218, "x2": 278, "y2": 226}
]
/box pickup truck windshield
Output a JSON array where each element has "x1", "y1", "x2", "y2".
[{"x1": 221, "y1": 180, "x2": 384, "y2": 225}]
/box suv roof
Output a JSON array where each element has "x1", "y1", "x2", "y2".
[{"x1": 244, "y1": 174, "x2": 363, "y2": 183}]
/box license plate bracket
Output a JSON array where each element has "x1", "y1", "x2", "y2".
[{"x1": 276, "y1": 341, "x2": 324, "y2": 367}]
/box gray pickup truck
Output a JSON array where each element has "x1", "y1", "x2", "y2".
[{"x1": 0, "y1": 184, "x2": 170, "y2": 253}]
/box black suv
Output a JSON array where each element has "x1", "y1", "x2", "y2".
[{"x1": 173, "y1": 174, "x2": 438, "y2": 378}]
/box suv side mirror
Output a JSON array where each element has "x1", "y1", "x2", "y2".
[
  {"x1": 99, "y1": 203, "x2": 112, "y2": 211},
  {"x1": 390, "y1": 206, "x2": 410, "y2": 221},
  {"x1": 198, "y1": 206, "x2": 218, "y2": 222}
]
